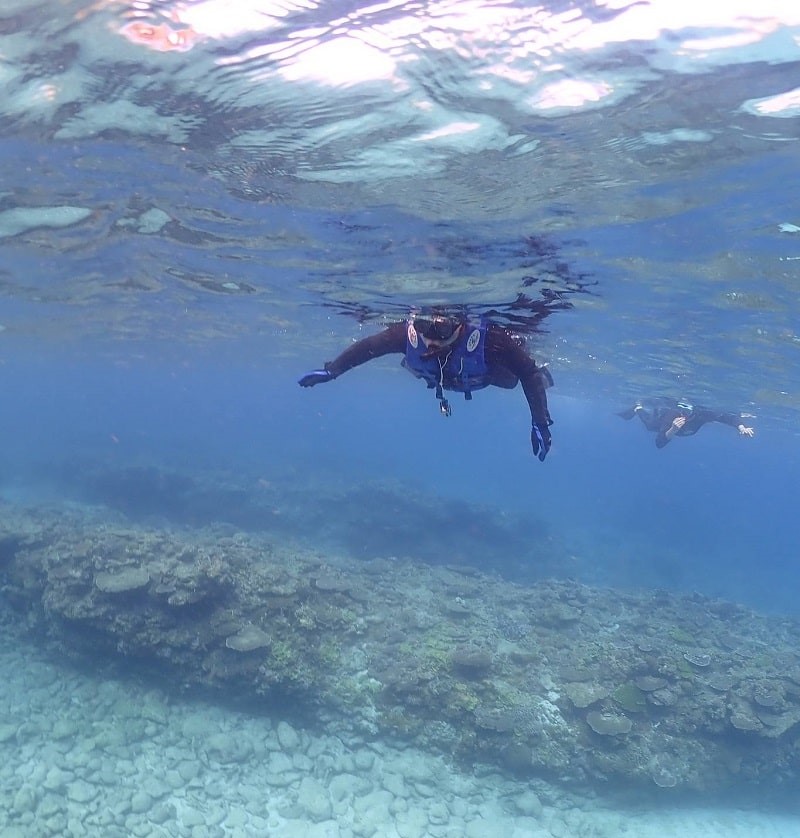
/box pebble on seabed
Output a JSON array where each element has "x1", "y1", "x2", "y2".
[{"x1": 0, "y1": 625, "x2": 795, "y2": 838}]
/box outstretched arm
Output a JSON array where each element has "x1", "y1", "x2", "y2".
[
  {"x1": 700, "y1": 409, "x2": 756, "y2": 437},
  {"x1": 299, "y1": 322, "x2": 406, "y2": 387},
  {"x1": 488, "y1": 327, "x2": 552, "y2": 460}
]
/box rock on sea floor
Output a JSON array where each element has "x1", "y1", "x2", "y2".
[{"x1": 0, "y1": 617, "x2": 798, "y2": 838}]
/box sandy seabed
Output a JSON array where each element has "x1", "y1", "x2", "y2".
[{"x1": 0, "y1": 617, "x2": 798, "y2": 838}]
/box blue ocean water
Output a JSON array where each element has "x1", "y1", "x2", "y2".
[
  {"x1": 1, "y1": 0, "x2": 800, "y2": 833},
  {"x1": 2, "y1": 349, "x2": 798, "y2": 611}
]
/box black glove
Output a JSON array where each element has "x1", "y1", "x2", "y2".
[
  {"x1": 531, "y1": 421, "x2": 551, "y2": 462},
  {"x1": 298, "y1": 368, "x2": 335, "y2": 388}
]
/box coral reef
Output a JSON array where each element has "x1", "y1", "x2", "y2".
[{"x1": 1, "y1": 501, "x2": 799, "y2": 793}]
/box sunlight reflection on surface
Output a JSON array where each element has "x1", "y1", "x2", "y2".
[
  {"x1": 0, "y1": 0, "x2": 798, "y2": 422},
  {"x1": 115, "y1": 0, "x2": 800, "y2": 85},
  {"x1": 106, "y1": 0, "x2": 800, "y2": 128}
]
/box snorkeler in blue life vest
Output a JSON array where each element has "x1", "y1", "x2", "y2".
[
  {"x1": 299, "y1": 314, "x2": 554, "y2": 461},
  {"x1": 617, "y1": 397, "x2": 755, "y2": 448}
]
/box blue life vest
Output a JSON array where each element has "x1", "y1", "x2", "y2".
[{"x1": 402, "y1": 318, "x2": 490, "y2": 399}]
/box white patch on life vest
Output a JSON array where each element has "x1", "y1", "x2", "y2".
[
  {"x1": 408, "y1": 323, "x2": 418, "y2": 349},
  {"x1": 466, "y1": 328, "x2": 480, "y2": 352}
]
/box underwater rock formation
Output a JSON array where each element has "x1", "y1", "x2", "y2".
[
  {"x1": 47, "y1": 461, "x2": 563, "y2": 581},
  {"x1": 1, "y1": 501, "x2": 799, "y2": 793}
]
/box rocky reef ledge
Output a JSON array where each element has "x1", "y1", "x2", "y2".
[{"x1": 1, "y1": 502, "x2": 799, "y2": 794}]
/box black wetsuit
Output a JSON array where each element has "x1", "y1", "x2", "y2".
[
  {"x1": 618, "y1": 398, "x2": 746, "y2": 448},
  {"x1": 322, "y1": 321, "x2": 552, "y2": 430}
]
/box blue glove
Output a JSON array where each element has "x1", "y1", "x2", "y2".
[
  {"x1": 298, "y1": 368, "x2": 335, "y2": 388},
  {"x1": 531, "y1": 422, "x2": 551, "y2": 462}
]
